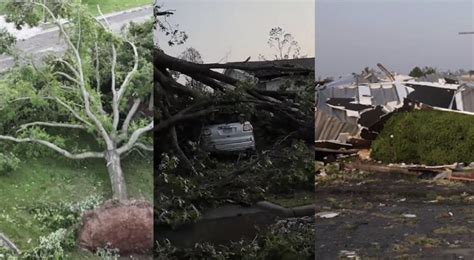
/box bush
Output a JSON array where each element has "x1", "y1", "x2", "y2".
[
  {"x1": 371, "y1": 110, "x2": 474, "y2": 165},
  {"x1": 0, "y1": 152, "x2": 20, "y2": 175}
]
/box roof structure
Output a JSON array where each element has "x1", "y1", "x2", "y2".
[
  {"x1": 224, "y1": 57, "x2": 314, "y2": 80},
  {"x1": 315, "y1": 74, "x2": 474, "y2": 143}
]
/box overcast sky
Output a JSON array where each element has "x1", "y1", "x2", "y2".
[
  {"x1": 317, "y1": 0, "x2": 474, "y2": 78},
  {"x1": 156, "y1": 0, "x2": 314, "y2": 63}
]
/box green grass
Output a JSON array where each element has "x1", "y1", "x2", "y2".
[
  {"x1": 82, "y1": 0, "x2": 151, "y2": 16},
  {"x1": 0, "y1": 1, "x2": 150, "y2": 16},
  {"x1": 372, "y1": 110, "x2": 474, "y2": 165},
  {"x1": 0, "y1": 154, "x2": 152, "y2": 252}
]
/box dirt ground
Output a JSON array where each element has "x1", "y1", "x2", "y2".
[{"x1": 315, "y1": 163, "x2": 474, "y2": 259}]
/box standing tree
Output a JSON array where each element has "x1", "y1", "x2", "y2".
[
  {"x1": 0, "y1": 2, "x2": 153, "y2": 201},
  {"x1": 266, "y1": 27, "x2": 302, "y2": 60},
  {"x1": 178, "y1": 47, "x2": 206, "y2": 91}
]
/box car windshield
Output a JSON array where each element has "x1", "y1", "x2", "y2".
[{"x1": 208, "y1": 113, "x2": 242, "y2": 125}]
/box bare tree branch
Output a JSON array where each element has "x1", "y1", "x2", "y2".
[
  {"x1": 34, "y1": 2, "x2": 113, "y2": 148},
  {"x1": 111, "y1": 44, "x2": 119, "y2": 129},
  {"x1": 0, "y1": 135, "x2": 103, "y2": 159},
  {"x1": 155, "y1": 67, "x2": 201, "y2": 98},
  {"x1": 134, "y1": 142, "x2": 153, "y2": 152},
  {"x1": 117, "y1": 41, "x2": 138, "y2": 101},
  {"x1": 54, "y1": 58, "x2": 79, "y2": 78},
  {"x1": 17, "y1": 121, "x2": 86, "y2": 133},
  {"x1": 117, "y1": 121, "x2": 153, "y2": 154},
  {"x1": 54, "y1": 97, "x2": 92, "y2": 127},
  {"x1": 53, "y1": 71, "x2": 81, "y2": 85},
  {"x1": 121, "y1": 98, "x2": 141, "y2": 133}
]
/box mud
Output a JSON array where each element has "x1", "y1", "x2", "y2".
[{"x1": 315, "y1": 169, "x2": 474, "y2": 259}]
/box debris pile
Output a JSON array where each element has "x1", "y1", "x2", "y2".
[
  {"x1": 316, "y1": 64, "x2": 474, "y2": 146},
  {"x1": 315, "y1": 64, "x2": 474, "y2": 180}
]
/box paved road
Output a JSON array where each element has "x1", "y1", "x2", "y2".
[{"x1": 0, "y1": 6, "x2": 152, "y2": 73}]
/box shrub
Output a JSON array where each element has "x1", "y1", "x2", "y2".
[{"x1": 371, "y1": 110, "x2": 474, "y2": 165}]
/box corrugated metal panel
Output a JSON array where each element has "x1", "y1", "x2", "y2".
[
  {"x1": 358, "y1": 85, "x2": 372, "y2": 105},
  {"x1": 315, "y1": 110, "x2": 359, "y2": 141},
  {"x1": 461, "y1": 87, "x2": 474, "y2": 112}
]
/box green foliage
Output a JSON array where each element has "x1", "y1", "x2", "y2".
[
  {"x1": 0, "y1": 153, "x2": 151, "y2": 255},
  {"x1": 0, "y1": 247, "x2": 18, "y2": 259},
  {"x1": 0, "y1": 66, "x2": 58, "y2": 133},
  {"x1": 0, "y1": 28, "x2": 15, "y2": 55},
  {"x1": 157, "y1": 154, "x2": 202, "y2": 228},
  {"x1": 30, "y1": 195, "x2": 103, "y2": 230},
  {"x1": 372, "y1": 110, "x2": 474, "y2": 165},
  {"x1": 266, "y1": 141, "x2": 314, "y2": 193},
  {"x1": 409, "y1": 66, "x2": 437, "y2": 78},
  {"x1": 0, "y1": 1, "x2": 153, "y2": 158},
  {"x1": 155, "y1": 217, "x2": 314, "y2": 259},
  {"x1": 157, "y1": 140, "x2": 314, "y2": 228},
  {"x1": 82, "y1": 0, "x2": 150, "y2": 16},
  {"x1": 95, "y1": 244, "x2": 120, "y2": 260},
  {"x1": 0, "y1": 152, "x2": 20, "y2": 175},
  {"x1": 13, "y1": 128, "x2": 66, "y2": 159},
  {"x1": 3, "y1": 1, "x2": 72, "y2": 30},
  {"x1": 22, "y1": 228, "x2": 73, "y2": 260},
  {"x1": 408, "y1": 66, "x2": 424, "y2": 78},
  {"x1": 17, "y1": 195, "x2": 103, "y2": 259}
]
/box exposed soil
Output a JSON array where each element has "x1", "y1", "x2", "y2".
[
  {"x1": 315, "y1": 165, "x2": 474, "y2": 259},
  {"x1": 78, "y1": 199, "x2": 153, "y2": 255}
]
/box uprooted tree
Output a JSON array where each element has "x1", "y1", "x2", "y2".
[{"x1": 0, "y1": 2, "x2": 153, "y2": 200}]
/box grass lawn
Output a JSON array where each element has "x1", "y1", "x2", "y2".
[
  {"x1": 82, "y1": 0, "x2": 151, "y2": 16},
  {"x1": 0, "y1": 1, "x2": 150, "y2": 16},
  {"x1": 0, "y1": 153, "x2": 152, "y2": 255}
]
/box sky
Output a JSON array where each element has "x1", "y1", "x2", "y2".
[
  {"x1": 317, "y1": 0, "x2": 474, "y2": 78},
  {"x1": 155, "y1": 0, "x2": 315, "y2": 63}
]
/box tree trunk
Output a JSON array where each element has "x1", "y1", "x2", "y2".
[{"x1": 105, "y1": 150, "x2": 128, "y2": 200}]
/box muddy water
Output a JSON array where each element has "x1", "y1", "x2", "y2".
[{"x1": 156, "y1": 204, "x2": 278, "y2": 247}]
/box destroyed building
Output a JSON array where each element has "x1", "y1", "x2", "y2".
[
  {"x1": 224, "y1": 57, "x2": 314, "y2": 90},
  {"x1": 315, "y1": 66, "x2": 474, "y2": 150}
]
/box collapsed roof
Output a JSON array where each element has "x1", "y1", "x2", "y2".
[
  {"x1": 224, "y1": 57, "x2": 315, "y2": 81},
  {"x1": 315, "y1": 70, "x2": 474, "y2": 144}
]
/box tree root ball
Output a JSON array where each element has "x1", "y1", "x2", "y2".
[{"x1": 77, "y1": 199, "x2": 153, "y2": 254}]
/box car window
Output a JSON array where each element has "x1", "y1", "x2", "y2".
[{"x1": 208, "y1": 113, "x2": 241, "y2": 124}]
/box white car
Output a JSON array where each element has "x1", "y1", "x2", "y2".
[{"x1": 201, "y1": 121, "x2": 256, "y2": 153}]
